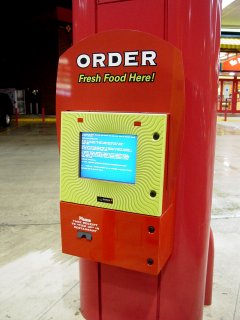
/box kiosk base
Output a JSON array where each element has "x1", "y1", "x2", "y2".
[{"x1": 80, "y1": 259, "x2": 161, "y2": 320}]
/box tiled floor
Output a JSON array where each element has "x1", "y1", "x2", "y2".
[
  {"x1": 204, "y1": 119, "x2": 240, "y2": 320},
  {"x1": 0, "y1": 118, "x2": 239, "y2": 320}
]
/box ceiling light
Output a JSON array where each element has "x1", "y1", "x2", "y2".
[
  {"x1": 221, "y1": 28, "x2": 240, "y2": 32},
  {"x1": 222, "y1": 0, "x2": 237, "y2": 9}
]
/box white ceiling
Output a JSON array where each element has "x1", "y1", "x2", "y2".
[{"x1": 222, "y1": 0, "x2": 240, "y2": 29}]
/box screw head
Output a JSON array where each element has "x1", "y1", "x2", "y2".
[
  {"x1": 147, "y1": 258, "x2": 154, "y2": 266},
  {"x1": 153, "y1": 132, "x2": 160, "y2": 140},
  {"x1": 148, "y1": 226, "x2": 155, "y2": 233},
  {"x1": 150, "y1": 190, "x2": 157, "y2": 198}
]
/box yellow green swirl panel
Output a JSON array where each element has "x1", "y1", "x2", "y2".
[{"x1": 60, "y1": 111, "x2": 167, "y2": 216}]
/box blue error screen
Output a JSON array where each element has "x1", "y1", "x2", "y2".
[{"x1": 80, "y1": 132, "x2": 137, "y2": 184}]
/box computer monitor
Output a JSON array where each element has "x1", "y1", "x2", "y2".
[{"x1": 80, "y1": 132, "x2": 137, "y2": 184}]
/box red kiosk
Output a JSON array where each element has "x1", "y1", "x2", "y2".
[{"x1": 56, "y1": 1, "x2": 221, "y2": 319}]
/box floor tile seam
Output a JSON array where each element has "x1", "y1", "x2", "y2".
[
  {"x1": 233, "y1": 282, "x2": 240, "y2": 320},
  {"x1": 0, "y1": 222, "x2": 60, "y2": 227},
  {"x1": 217, "y1": 120, "x2": 240, "y2": 122},
  {"x1": 36, "y1": 281, "x2": 80, "y2": 320},
  {"x1": 211, "y1": 214, "x2": 240, "y2": 220}
]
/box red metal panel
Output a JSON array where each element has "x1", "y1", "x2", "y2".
[
  {"x1": 97, "y1": 0, "x2": 165, "y2": 38},
  {"x1": 60, "y1": 201, "x2": 174, "y2": 275},
  {"x1": 72, "y1": 0, "x2": 165, "y2": 42},
  {"x1": 98, "y1": 0, "x2": 129, "y2": 4},
  {"x1": 72, "y1": 0, "x2": 96, "y2": 43}
]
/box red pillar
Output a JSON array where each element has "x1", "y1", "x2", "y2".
[
  {"x1": 72, "y1": 1, "x2": 221, "y2": 319},
  {"x1": 232, "y1": 76, "x2": 238, "y2": 113},
  {"x1": 159, "y1": 1, "x2": 221, "y2": 319}
]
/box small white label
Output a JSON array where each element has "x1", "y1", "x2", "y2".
[{"x1": 72, "y1": 216, "x2": 100, "y2": 233}]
